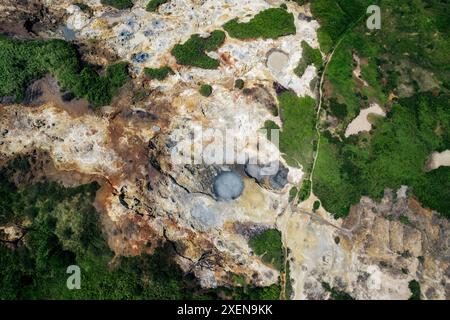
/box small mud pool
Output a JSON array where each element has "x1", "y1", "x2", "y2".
[{"x1": 213, "y1": 171, "x2": 244, "y2": 201}]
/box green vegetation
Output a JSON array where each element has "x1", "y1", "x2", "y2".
[
  {"x1": 314, "y1": 93, "x2": 450, "y2": 218},
  {"x1": 223, "y1": 8, "x2": 296, "y2": 40},
  {"x1": 313, "y1": 200, "x2": 321, "y2": 212},
  {"x1": 146, "y1": 0, "x2": 169, "y2": 12},
  {"x1": 322, "y1": 282, "x2": 354, "y2": 300},
  {"x1": 294, "y1": 41, "x2": 323, "y2": 78},
  {"x1": 248, "y1": 229, "x2": 284, "y2": 271},
  {"x1": 408, "y1": 280, "x2": 421, "y2": 300},
  {"x1": 199, "y1": 84, "x2": 213, "y2": 97},
  {"x1": 0, "y1": 36, "x2": 128, "y2": 107},
  {"x1": 73, "y1": 2, "x2": 93, "y2": 15},
  {"x1": 144, "y1": 66, "x2": 173, "y2": 80},
  {"x1": 298, "y1": 180, "x2": 311, "y2": 202},
  {"x1": 399, "y1": 214, "x2": 412, "y2": 226},
  {"x1": 100, "y1": 0, "x2": 133, "y2": 10},
  {"x1": 235, "y1": 79, "x2": 245, "y2": 89},
  {"x1": 262, "y1": 120, "x2": 280, "y2": 141},
  {"x1": 308, "y1": 0, "x2": 450, "y2": 218},
  {"x1": 171, "y1": 31, "x2": 225, "y2": 69},
  {"x1": 0, "y1": 157, "x2": 280, "y2": 299},
  {"x1": 278, "y1": 92, "x2": 317, "y2": 170},
  {"x1": 289, "y1": 187, "x2": 298, "y2": 202}
]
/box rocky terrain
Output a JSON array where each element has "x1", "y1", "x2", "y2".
[{"x1": 0, "y1": 0, "x2": 448, "y2": 299}]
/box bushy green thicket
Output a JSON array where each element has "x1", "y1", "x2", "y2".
[
  {"x1": 408, "y1": 280, "x2": 421, "y2": 300},
  {"x1": 171, "y1": 31, "x2": 225, "y2": 69},
  {"x1": 100, "y1": 0, "x2": 133, "y2": 10},
  {"x1": 223, "y1": 8, "x2": 296, "y2": 39},
  {"x1": 294, "y1": 41, "x2": 323, "y2": 78},
  {"x1": 248, "y1": 229, "x2": 284, "y2": 271},
  {"x1": 144, "y1": 66, "x2": 173, "y2": 80},
  {"x1": 298, "y1": 180, "x2": 311, "y2": 202},
  {"x1": 0, "y1": 36, "x2": 129, "y2": 107},
  {"x1": 199, "y1": 84, "x2": 213, "y2": 97},
  {"x1": 234, "y1": 79, "x2": 245, "y2": 89},
  {"x1": 146, "y1": 0, "x2": 169, "y2": 12}
]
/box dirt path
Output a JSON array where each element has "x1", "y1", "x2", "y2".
[
  {"x1": 309, "y1": 14, "x2": 366, "y2": 193},
  {"x1": 280, "y1": 14, "x2": 366, "y2": 299}
]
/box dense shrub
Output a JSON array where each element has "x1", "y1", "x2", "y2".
[
  {"x1": 294, "y1": 41, "x2": 323, "y2": 77},
  {"x1": 100, "y1": 0, "x2": 133, "y2": 10},
  {"x1": 235, "y1": 78, "x2": 245, "y2": 89},
  {"x1": 223, "y1": 8, "x2": 296, "y2": 39},
  {"x1": 146, "y1": 0, "x2": 169, "y2": 12},
  {"x1": 248, "y1": 229, "x2": 284, "y2": 271},
  {"x1": 0, "y1": 36, "x2": 129, "y2": 107},
  {"x1": 171, "y1": 31, "x2": 225, "y2": 69},
  {"x1": 144, "y1": 66, "x2": 174, "y2": 80},
  {"x1": 199, "y1": 84, "x2": 213, "y2": 97}
]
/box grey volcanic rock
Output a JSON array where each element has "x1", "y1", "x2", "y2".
[
  {"x1": 213, "y1": 171, "x2": 244, "y2": 201},
  {"x1": 245, "y1": 162, "x2": 288, "y2": 190},
  {"x1": 191, "y1": 203, "x2": 221, "y2": 231}
]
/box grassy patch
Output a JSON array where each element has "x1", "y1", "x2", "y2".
[
  {"x1": 100, "y1": 0, "x2": 133, "y2": 10},
  {"x1": 235, "y1": 79, "x2": 245, "y2": 89},
  {"x1": 171, "y1": 31, "x2": 225, "y2": 69},
  {"x1": 0, "y1": 36, "x2": 128, "y2": 107},
  {"x1": 278, "y1": 92, "x2": 317, "y2": 170},
  {"x1": 248, "y1": 229, "x2": 284, "y2": 271},
  {"x1": 223, "y1": 8, "x2": 296, "y2": 39},
  {"x1": 199, "y1": 84, "x2": 213, "y2": 97},
  {"x1": 294, "y1": 41, "x2": 323, "y2": 78},
  {"x1": 298, "y1": 180, "x2": 311, "y2": 202},
  {"x1": 408, "y1": 280, "x2": 421, "y2": 300},
  {"x1": 144, "y1": 66, "x2": 173, "y2": 80},
  {"x1": 146, "y1": 0, "x2": 169, "y2": 12}
]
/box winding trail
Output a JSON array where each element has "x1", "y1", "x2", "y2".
[
  {"x1": 280, "y1": 14, "x2": 366, "y2": 299},
  {"x1": 309, "y1": 15, "x2": 366, "y2": 194}
]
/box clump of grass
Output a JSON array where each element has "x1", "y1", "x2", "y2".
[
  {"x1": 313, "y1": 200, "x2": 321, "y2": 212},
  {"x1": 100, "y1": 0, "x2": 133, "y2": 10},
  {"x1": 278, "y1": 92, "x2": 317, "y2": 169},
  {"x1": 248, "y1": 229, "x2": 284, "y2": 271},
  {"x1": 199, "y1": 84, "x2": 213, "y2": 97},
  {"x1": 146, "y1": 0, "x2": 169, "y2": 12},
  {"x1": 171, "y1": 30, "x2": 225, "y2": 69},
  {"x1": 294, "y1": 41, "x2": 323, "y2": 77},
  {"x1": 144, "y1": 66, "x2": 173, "y2": 80},
  {"x1": 289, "y1": 187, "x2": 298, "y2": 202},
  {"x1": 235, "y1": 78, "x2": 245, "y2": 89},
  {"x1": 223, "y1": 8, "x2": 296, "y2": 39},
  {"x1": 298, "y1": 180, "x2": 311, "y2": 202},
  {"x1": 408, "y1": 280, "x2": 421, "y2": 300}
]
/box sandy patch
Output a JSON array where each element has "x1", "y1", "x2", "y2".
[
  {"x1": 426, "y1": 150, "x2": 450, "y2": 171},
  {"x1": 267, "y1": 50, "x2": 289, "y2": 74},
  {"x1": 345, "y1": 103, "x2": 385, "y2": 137}
]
